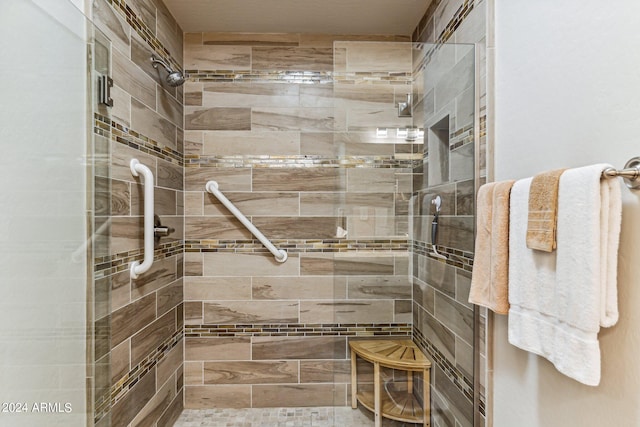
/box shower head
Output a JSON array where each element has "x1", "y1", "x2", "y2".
[{"x1": 150, "y1": 55, "x2": 185, "y2": 87}]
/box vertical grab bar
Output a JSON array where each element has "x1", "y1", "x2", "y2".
[
  {"x1": 130, "y1": 159, "x2": 155, "y2": 278},
  {"x1": 205, "y1": 181, "x2": 287, "y2": 263}
]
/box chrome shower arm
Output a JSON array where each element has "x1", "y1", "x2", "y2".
[{"x1": 150, "y1": 55, "x2": 173, "y2": 74}]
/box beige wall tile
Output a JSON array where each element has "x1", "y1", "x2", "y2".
[
  {"x1": 185, "y1": 166, "x2": 251, "y2": 192},
  {"x1": 252, "y1": 384, "x2": 346, "y2": 407},
  {"x1": 252, "y1": 277, "x2": 347, "y2": 300},
  {"x1": 111, "y1": 139, "x2": 156, "y2": 183},
  {"x1": 337, "y1": 41, "x2": 412, "y2": 73},
  {"x1": 130, "y1": 371, "x2": 175, "y2": 427},
  {"x1": 184, "y1": 45, "x2": 251, "y2": 70},
  {"x1": 252, "y1": 107, "x2": 335, "y2": 132},
  {"x1": 203, "y1": 301, "x2": 299, "y2": 324},
  {"x1": 299, "y1": 192, "x2": 394, "y2": 216},
  {"x1": 202, "y1": 253, "x2": 299, "y2": 277},
  {"x1": 157, "y1": 339, "x2": 184, "y2": 388},
  {"x1": 112, "y1": 368, "x2": 156, "y2": 427},
  {"x1": 112, "y1": 50, "x2": 156, "y2": 110},
  {"x1": 204, "y1": 191, "x2": 300, "y2": 216},
  {"x1": 253, "y1": 168, "x2": 345, "y2": 192},
  {"x1": 252, "y1": 337, "x2": 346, "y2": 360},
  {"x1": 156, "y1": 390, "x2": 183, "y2": 427},
  {"x1": 203, "y1": 32, "x2": 300, "y2": 46},
  {"x1": 93, "y1": 0, "x2": 130, "y2": 57},
  {"x1": 300, "y1": 253, "x2": 395, "y2": 276},
  {"x1": 185, "y1": 277, "x2": 252, "y2": 301},
  {"x1": 202, "y1": 82, "x2": 300, "y2": 108},
  {"x1": 185, "y1": 337, "x2": 251, "y2": 361},
  {"x1": 110, "y1": 339, "x2": 130, "y2": 385},
  {"x1": 157, "y1": 86, "x2": 183, "y2": 128},
  {"x1": 185, "y1": 106, "x2": 251, "y2": 131},
  {"x1": 347, "y1": 276, "x2": 412, "y2": 299},
  {"x1": 184, "y1": 301, "x2": 203, "y2": 324},
  {"x1": 184, "y1": 252, "x2": 203, "y2": 276},
  {"x1": 299, "y1": 299, "x2": 394, "y2": 323},
  {"x1": 131, "y1": 98, "x2": 177, "y2": 150},
  {"x1": 156, "y1": 0, "x2": 183, "y2": 64},
  {"x1": 300, "y1": 132, "x2": 396, "y2": 157},
  {"x1": 111, "y1": 293, "x2": 156, "y2": 348},
  {"x1": 131, "y1": 256, "x2": 177, "y2": 300},
  {"x1": 251, "y1": 216, "x2": 338, "y2": 239},
  {"x1": 203, "y1": 361, "x2": 298, "y2": 384},
  {"x1": 202, "y1": 131, "x2": 300, "y2": 156},
  {"x1": 185, "y1": 216, "x2": 252, "y2": 240},
  {"x1": 184, "y1": 385, "x2": 251, "y2": 409},
  {"x1": 185, "y1": 191, "x2": 204, "y2": 216},
  {"x1": 157, "y1": 279, "x2": 183, "y2": 316},
  {"x1": 252, "y1": 47, "x2": 332, "y2": 71},
  {"x1": 184, "y1": 361, "x2": 203, "y2": 385},
  {"x1": 131, "y1": 309, "x2": 177, "y2": 366},
  {"x1": 300, "y1": 360, "x2": 351, "y2": 383}
]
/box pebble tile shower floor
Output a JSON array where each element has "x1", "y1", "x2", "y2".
[{"x1": 173, "y1": 407, "x2": 415, "y2": 427}]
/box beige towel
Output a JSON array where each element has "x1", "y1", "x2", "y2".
[
  {"x1": 468, "y1": 180, "x2": 515, "y2": 314},
  {"x1": 526, "y1": 168, "x2": 566, "y2": 252}
]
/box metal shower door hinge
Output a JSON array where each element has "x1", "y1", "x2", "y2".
[{"x1": 98, "y1": 74, "x2": 113, "y2": 107}]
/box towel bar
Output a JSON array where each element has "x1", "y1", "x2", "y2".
[{"x1": 602, "y1": 157, "x2": 640, "y2": 189}]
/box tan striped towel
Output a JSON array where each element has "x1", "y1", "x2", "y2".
[{"x1": 526, "y1": 168, "x2": 566, "y2": 252}]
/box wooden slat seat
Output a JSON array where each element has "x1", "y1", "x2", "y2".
[{"x1": 350, "y1": 339, "x2": 431, "y2": 427}]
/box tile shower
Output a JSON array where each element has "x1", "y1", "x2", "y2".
[{"x1": 2, "y1": 0, "x2": 487, "y2": 426}]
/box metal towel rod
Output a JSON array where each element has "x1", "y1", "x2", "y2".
[{"x1": 602, "y1": 156, "x2": 640, "y2": 189}]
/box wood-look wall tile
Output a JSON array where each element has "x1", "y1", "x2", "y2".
[
  {"x1": 413, "y1": 278, "x2": 435, "y2": 315},
  {"x1": 203, "y1": 301, "x2": 299, "y2": 324},
  {"x1": 129, "y1": 372, "x2": 175, "y2": 427},
  {"x1": 433, "y1": 364, "x2": 473, "y2": 427},
  {"x1": 422, "y1": 257, "x2": 456, "y2": 297},
  {"x1": 252, "y1": 337, "x2": 346, "y2": 360},
  {"x1": 346, "y1": 276, "x2": 411, "y2": 299},
  {"x1": 110, "y1": 84, "x2": 132, "y2": 128},
  {"x1": 184, "y1": 361, "x2": 203, "y2": 385},
  {"x1": 252, "y1": 384, "x2": 346, "y2": 408},
  {"x1": 299, "y1": 85, "x2": 334, "y2": 108},
  {"x1": 185, "y1": 83, "x2": 203, "y2": 106},
  {"x1": 300, "y1": 132, "x2": 395, "y2": 157},
  {"x1": 185, "y1": 191, "x2": 203, "y2": 216},
  {"x1": 300, "y1": 253, "x2": 395, "y2": 276},
  {"x1": 185, "y1": 216, "x2": 252, "y2": 240},
  {"x1": 110, "y1": 339, "x2": 130, "y2": 386},
  {"x1": 204, "y1": 191, "x2": 299, "y2": 216},
  {"x1": 395, "y1": 300, "x2": 412, "y2": 323},
  {"x1": 202, "y1": 82, "x2": 300, "y2": 108},
  {"x1": 203, "y1": 361, "x2": 298, "y2": 384},
  {"x1": 184, "y1": 45, "x2": 251, "y2": 70},
  {"x1": 252, "y1": 276, "x2": 346, "y2": 300},
  {"x1": 300, "y1": 360, "x2": 351, "y2": 383},
  {"x1": 185, "y1": 166, "x2": 251, "y2": 192},
  {"x1": 347, "y1": 215, "x2": 399, "y2": 239},
  {"x1": 113, "y1": 50, "x2": 156, "y2": 110},
  {"x1": 131, "y1": 309, "x2": 177, "y2": 366},
  {"x1": 203, "y1": 32, "x2": 300, "y2": 46},
  {"x1": 202, "y1": 131, "x2": 300, "y2": 156},
  {"x1": 111, "y1": 141, "x2": 156, "y2": 183},
  {"x1": 131, "y1": 99, "x2": 177, "y2": 150},
  {"x1": 156, "y1": 0, "x2": 184, "y2": 64},
  {"x1": 299, "y1": 192, "x2": 394, "y2": 216},
  {"x1": 340, "y1": 42, "x2": 412, "y2": 73},
  {"x1": 185, "y1": 277, "x2": 252, "y2": 301},
  {"x1": 186, "y1": 337, "x2": 251, "y2": 361},
  {"x1": 111, "y1": 293, "x2": 156, "y2": 348},
  {"x1": 302, "y1": 34, "x2": 409, "y2": 48},
  {"x1": 251, "y1": 216, "x2": 338, "y2": 239},
  {"x1": 456, "y1": 269, "x2": 473, "y2": 309},
  {"x1": 131, "y1": 33, "x2": 168, "y2": 89},
  {"x1": 252, "y1": 47, "x2": 333, "y2": 71},
  {"x1": 252, "y1": 107, "x2": 335, "y2": 132},
  {"x1": 450, "y1": 143, "x2": 475, "y2": 183},
  {"x1": 333, "y1": 83, "x2": 395, "y2": 107},
  {"x1": 95, "y1": 315, "x2": 110, "y2": 360},
  {"x1": 300, "y1": 300, "x2": 394, "y2": 323},
  {"x1": 111, "y1": 368, "x2": 156, "y2": 427},
  {"x1": 418, "y1": 307, "x2": 455, "y2": 363},
  {"x1": 253, "y1": 168, "x2": 345, "y2": 192},
  {"x1": 185, "y1": 107, "x2": 251, "y2": 131},
  {"x1": 95, "y1": 177, "x2": 129, "y2": 216},
  {"x1": 185, "y1": 385, "x2": 251, "y2": 409},
  {"x1": 131, "y1": 184, "x2": 177, "y2": 216},
  {"x1": 184, "y1": 252, "x2": 203, "y2": 276},
  {"x1": 127, "y1": 0, "x2": 156, "y2": 35},
  {"x1": 347, "y1": 107, "x2": 412, "y2": 131},
  {"x1": 131, "y1": 256, "x2": 177, "y2": 300},
  {"x1": 157, "y1": 339, "x2": 184, "y2": 388},
  {"x1": 158, "y1": 279, "x2": 183, "y2": 317},
  {"x1": 436, "y1": 216, "x2": 474, "y2": 252},
  {"x1": 101, "y1": 270, "x2": 131, "y2": 315},
  {"x1": 184, "y1": 301, "x2": 203, "y2": 324},
  {"x1": 347, "y1": 168, "x2": 403, "y2": 193},
  {"x1": 202, "y1": 253, "x2": 299, "y2": 277},
  {"x1": 456, "y1": 179, "x2": 475, "y2": 216},
  {"x1": 434, "y1": 292, "x2": 473, "y2": 344},
  {"x1": 93, "y1": 0, "x2": 130, "y2": 57},
  {"x1": 156, "y1": 390, "x2": 183, "y2": 427},
  {"x1": 158, "y1": 86, "x2": 183, "y2": 128}
]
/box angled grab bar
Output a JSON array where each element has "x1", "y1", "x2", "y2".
[
  {"x1": 130, "y1": 159, "x2": 155, "y2": 278},
  {"x1": 205, "y1": 181, "x2": 287, "y2": 263}
]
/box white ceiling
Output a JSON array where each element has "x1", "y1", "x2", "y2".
[{"x1": 162, "y1": 0, "x2": 430, "y2": 35}]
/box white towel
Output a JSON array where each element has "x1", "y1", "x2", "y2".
[{"x1": 507, "y1": 164, "x2": 622, "y2": 386}]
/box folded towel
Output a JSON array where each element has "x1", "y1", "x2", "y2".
[
  {"x1": 526, "y1": 168, "x2": 566, "y2": 252},
  {"x1": 469, "y1": 180, "x2": 515, "y2": 314},
  {"x1": 508, "y1": 164, "x2": 622, "y2": 386}
]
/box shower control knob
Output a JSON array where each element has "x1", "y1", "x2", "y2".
[{"x1": 153, "y1": 214, "x2": 175, "y2": 243}]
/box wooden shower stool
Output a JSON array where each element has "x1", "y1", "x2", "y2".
[{"x1": 350, "y1": 339, "x2": 431, "y2": 427}]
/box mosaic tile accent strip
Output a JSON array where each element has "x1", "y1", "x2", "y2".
[
  {"x1": 412, "y1": 240, "x2": 474, "y2": 272},
  {"x1": 185, "y1": 323, "x2": 412, "y2": 338},
  {"x1": 412, "y1": 327, "x2": 482, "y2": 415},
  {"x1": 450, "y1": 124, "x2": 475, "y2": 151},
  {"x1": 184, "y1": 239, "x2": 409, "y2": 254},
  {"x1": 95, "y1": 240, "x2": 183, "y2": 276},
  {"x1": 186, "y1": 70, "x2": 412, "y2": 85},
  {"x1": 95, "y1": 113, "x2": 184, "y2": 165},
  {"x1": 106, "y1": 0, "x2": 181, "y2": 72},
  {"x1": 185, "y1": 155, "x2": 420, "y2": 169},
  {"x1": 435, "y1": 0, "x2": 475, "y2": 45},
  {"x1": 94, "y1": 328, "x2": 184, "y2": 423}
]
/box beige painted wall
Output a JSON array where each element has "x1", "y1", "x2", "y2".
[{"x1": 491, "y1": 0, "x2": 640, "y2": 426}]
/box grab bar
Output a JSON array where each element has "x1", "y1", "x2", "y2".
[
  {"x1": 205, "y1": 181, "x2": 287, "y2": 263},
  {"x1": 130, "y1": 159, "x2": 155, "y2": 278}
]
